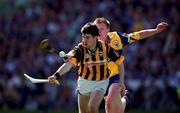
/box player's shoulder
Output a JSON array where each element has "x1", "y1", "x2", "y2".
[
  {"x1": 108, "y1": 31, "x2": 123, "y2": 50},
  {"x1": 108, "y1": 31, "x2": 126, "y2": 39},
  {"x1": 72, "y1": 42, "x2": 84, "y2": 51},
  {"x1": 108, "y1": 31, "x2": 118, "y2": 35},
  {"x1": 98, "y1": 40, "x2": 108, "y2": 49},
  {"x1": 98, "y1": 39, "x2": 106, "y2": 44},
  {"x1": 108, "y1": 31, "x2": 118, "y2": 38}
]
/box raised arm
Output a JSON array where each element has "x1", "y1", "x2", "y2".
[
  {"x1": 138, "y1": 22, "x2": 168, "y2": 39},
  {"x1": 48, "y1": 45, "x2": 81, "y2": 84}
]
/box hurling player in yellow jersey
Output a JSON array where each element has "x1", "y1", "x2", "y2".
[
  {"x1": 48, "y1": 22, "x2": 124, "y2": 113},
  {"x1": 94, "y1": 17, "x2": 168, "y2": 113}
]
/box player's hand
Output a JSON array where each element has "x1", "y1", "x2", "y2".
[
  {"x1": 156, "y1": 22, "x2": 168, "y2": 32},
  {"x1": 48, "y1": 75, "x2": 58, "y2": 84},
  {"x1": 59, "y1": 51, "x2": 73, "y2": 63},
  {"x1": 63, "y1": 55, "x2": 73, "y2": 62}
]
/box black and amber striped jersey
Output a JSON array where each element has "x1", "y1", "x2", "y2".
[
  {"x1": 69, "y1": 40, "x2": 122, "y2": 81},
  {"x1": 107, "y1": 31, "x2": 140, "y2": 76}
]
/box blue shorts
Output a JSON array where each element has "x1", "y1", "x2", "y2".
[{"x1": 104, "y1": 74, "x2": 119, "y2": 96}]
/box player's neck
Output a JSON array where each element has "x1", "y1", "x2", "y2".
[
  {"x1": 89, "y1": 40, "x2": 97, "y2": 52},
  {"x1": 106, "y1": 36, "x2": 110, "y2": 44},
  {"x1": 98, "y1": 36, "x2": 108, "y2": 44}
]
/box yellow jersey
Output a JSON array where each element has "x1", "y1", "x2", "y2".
[{"x1": 107, "y1": 31, "x2": 140, "y2": 76}]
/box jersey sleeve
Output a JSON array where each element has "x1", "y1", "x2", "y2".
[
  {"x1": 117, "y1": 31, "x2": 140, "y2": 46},
  {"x1": 107, "y1": 55, "x2": 125, "y2": 76},
  {"x1": 115, "y1": 55, "x2": 124, "y2": 65},
  {"x1": 68, "y1": 46, "x2": 82, "y2": 67},
  {"x1": 128, "y1": 32, "x2": 140, "y2": 43}
]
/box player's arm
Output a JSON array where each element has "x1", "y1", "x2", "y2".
[
  {"x1": 118, "y1": 62, "x2": 126, "y2": 94},
  {"x1": 48, "y1": 46, "x2": 82, "y2": 84},
  {"x1": 55, "y1": 62, "x2": 73, "y2": 76},
  {"x1": 48, "y1": 62, "x2": 73, "y2": 84},
  {"x1": 118, "y1": 62, "x2": 124, "y2": 84},
  {"x1": 132, "y1": 22, "x2": 168, "y2": 40},
  {"x1": 117, "y1": 22, "x2": 168, "y2": 45}
]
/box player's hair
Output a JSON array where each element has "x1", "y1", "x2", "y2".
[
  {"x1": 94, "y1": 17, "x2": 110, "y2": 29},
  {"x1": 81, "y1": 22, "x2": 99, "y2": 37}
]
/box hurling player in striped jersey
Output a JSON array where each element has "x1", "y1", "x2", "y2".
[{"x1": 49, "y1": 22, "x2": 124, "y2": 113}]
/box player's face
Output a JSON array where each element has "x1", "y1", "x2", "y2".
[
  {"x1": 82, "y1": 34, "x2": 96, "y2": 49},
  {"x1": 96, "y1": 23, "x2": 109, "y2": 40}
]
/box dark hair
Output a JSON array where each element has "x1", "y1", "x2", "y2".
[
  {"x1": 94, "y1": 17, "x2": 110, "y2": 29},
  {"x1": 81, "y1": 22, "x2": 99, "y2": 37}
]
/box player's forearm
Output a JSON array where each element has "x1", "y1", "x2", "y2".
[
  {"x1": 55, "y1": 62, "x2": 73, "y2": 76},
  {"x1": 138, "y1": 29, "x2": 160, "y2": 39},
  {"x1": 137, "y1": 22, "x2": 168, "y2": 39},
  {"x1": 118, "y1": 63, "x2": 125, "y2": 83}
]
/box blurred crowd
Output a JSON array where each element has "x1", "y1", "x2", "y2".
[{"x1": 0, "y1": 0, "x2": 179, "y2": 111}]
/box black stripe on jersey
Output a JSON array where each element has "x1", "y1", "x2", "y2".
[
  {"x1": 99, "y1": 42, "x2": 104, "y2": 59},
  {"x1": 106, "y1": 68, "x2": 110, "y2": 78},
  {"x1": 83, "y1": 48, "x2": 91, "y2": 79},
  {"x1": 84, "y1": 68, "x2": 90, "y2": 79},
  {"x1": 91, "y1": 54, "x2": 96, "y2": 80},
  {"x1": 79, "y1": 45, "x2": 84, "y2": 77},
  {"x1": 117, "y1": 32, "x2": 129, "y2": 46},
  {"x1": 99, "y1": 42, "x2": 104, "y2": 80},
  {"x1": 105, "y1": 44, "x2": 109, "y2": 56},
  {"x1": 100, "y1": 65, "x2": 104, "y2": 80},
  {"x1": 105, "y1": 44, "x2": 110, "y2": 79}
]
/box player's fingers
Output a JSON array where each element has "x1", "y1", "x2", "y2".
[{"x1": 48, "y1": 77, "x2": 55, "y2": 83}]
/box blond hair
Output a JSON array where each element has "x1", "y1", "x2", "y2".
[{"x1": 94, "y1": 17, "x2": 110, "y2": 29}]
